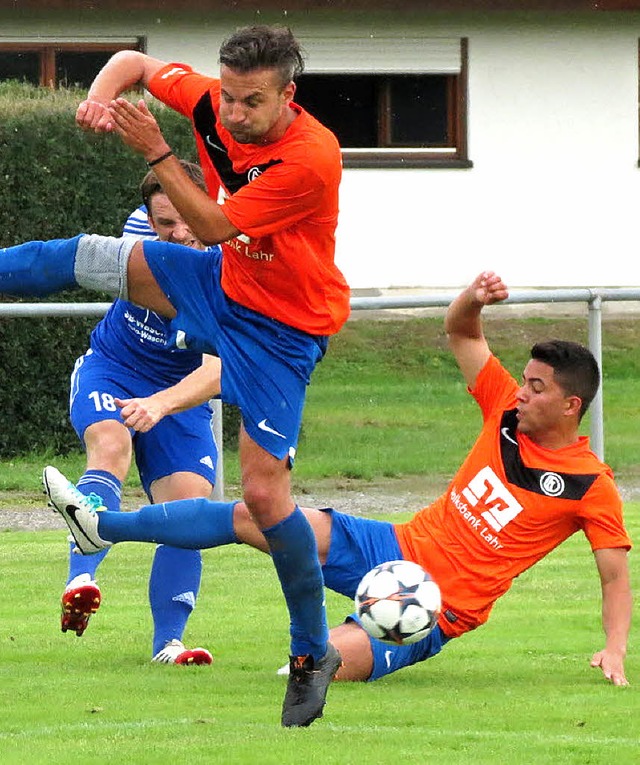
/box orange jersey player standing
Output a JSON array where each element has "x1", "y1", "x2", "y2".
[
  {"x1": 64, "y1": 25, "x2": 351, "y2": 728},
  {"x1": 146, "y1": 64, "x2": 347, "y2": 335},
  {"x1": 48, "y1": 270, "x2": 633, "y2": 689}
]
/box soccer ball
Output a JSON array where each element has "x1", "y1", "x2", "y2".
[{"x1": 354, "y1": 560, "x2": 441, "y2": 645}]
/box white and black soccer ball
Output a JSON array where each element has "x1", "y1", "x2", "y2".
[{"x1": 354, "y1": 560, "x2": 441, "y2": 645}]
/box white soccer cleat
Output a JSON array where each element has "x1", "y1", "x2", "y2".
[
  {"x1": 42, "y1": 465, "x2": 111, "y2": 554},
  {"x1": 151, "y1": 639, "x2": 213, "y2": 666}
]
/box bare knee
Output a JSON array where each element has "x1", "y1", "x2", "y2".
[
  {"x1": 84, "y1": 420, "x2": 131, "y2": 480},
  {"x1": 242, "y1": 471, "x2": 294, "y2": 528},
  {"x1": 242, "y1": 481, "x2": 274, "y2": 513},
  {"x1": 239, "y1": 427, "x2": 294, "y2": 527}
]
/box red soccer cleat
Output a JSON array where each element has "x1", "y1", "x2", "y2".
[
  {"x1": 152, "y1": 639, "x2": 213, "y2": 666},
  {"x1": 61, "y1": 575, "x2": 101, "y2": 637}
]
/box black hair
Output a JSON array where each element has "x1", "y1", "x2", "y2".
[{"x1": 530, "y1": 339, "x2": 600, "y2": 420}]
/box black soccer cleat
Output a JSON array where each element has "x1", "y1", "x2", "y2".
[{"x1": 281, "y1": 642, "x2": 342, "y2": 728}]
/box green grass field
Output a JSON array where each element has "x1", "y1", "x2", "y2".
[
  {"x1": 1, "y1": 314, "x2": 639, "y2": 762},
  {"x1": 0, "y1": 510, "x2": 638, "y2": 764}
]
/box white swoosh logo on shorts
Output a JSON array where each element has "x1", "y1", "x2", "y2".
[
  {"x1": 501, "y1": 427, "x2": 518, "y2": 445},
  {"x1": 384, "y1": 650, "x2": 392, "y2": 669},
  {"x1": 257, "y1": 419, "x2": 286, "y2": 439}
]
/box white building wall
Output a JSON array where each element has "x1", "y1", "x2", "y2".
[{"x1": 1, "y1": 9, "x2": 639, "y2": 288}]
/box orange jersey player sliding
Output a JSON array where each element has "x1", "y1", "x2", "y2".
[{"x1": 46, "y1": 270, "x2": 632, "y2": 687}]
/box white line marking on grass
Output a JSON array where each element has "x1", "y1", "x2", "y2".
[
  {"x1": 3, "y1": 719, "x2": 637, "y2": 749},
  {"x1": 321, "y1": 725, "x2": 638, "y2": 747}
]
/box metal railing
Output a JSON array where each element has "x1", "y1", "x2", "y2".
[
  {"x1": 350, "y1": 287, "x2": 640, "y2": 462},
  {"x1": 2, "y1": 286, "x2": 639, "y2": 497}
]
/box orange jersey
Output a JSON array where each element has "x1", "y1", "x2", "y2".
[
  {"x1": 395, "y1": 354, "x2": 631, "y2": 639},
  {"x1": 148, "y1": 64, "x2": 350, "y2": 335}
]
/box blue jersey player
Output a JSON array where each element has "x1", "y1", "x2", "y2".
[{"x1": 63, "y1": 161, "x2": 221, "y2": 666}]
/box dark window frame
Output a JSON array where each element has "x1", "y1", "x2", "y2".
[
  {"x1": 299, "y1": 37, "x2": 470, "y2": 169},
  {"x1": 0, "y1": 38, "x2": 146, "y2": 88}
]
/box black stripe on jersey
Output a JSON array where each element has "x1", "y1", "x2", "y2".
[
  {"x1": 192, "y1": 91, "x2": 282, "y2": 194},
  {"x1": 499, "y1": 409, "x2": 598, "y2": 500}
]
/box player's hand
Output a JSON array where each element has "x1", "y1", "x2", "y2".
[
  {"x1": 115, "y1": 395, "x2": 168, "y2": 433},
  {"x1": 76, "y1": 97, "x2": 115, "y2": 133},
  {"x1": 590, "y1": 648, "x2": 629, "y2": 686},
  {"x1": 471, "y1": 271, "x2": 509, "y2": 306},
  {"x1": 108, "y1": 98, "x2": 171, "y2": 162}
]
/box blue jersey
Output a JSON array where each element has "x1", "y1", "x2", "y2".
[
  {"x1": 71, "y1": 232, "x2": 222, "y2": 492},
  {"x1": 69, "y1": 217, "x2": 220, "y2": 494},
  {"x1": 89, "y1": 300, "x2": 203, "y2": 386},
  {"x1": 122, "y1": 205, "x2": 156, "y2": 240},
  {"x1": 91, "y1": 213, "x2": 221, "y2": 384}
]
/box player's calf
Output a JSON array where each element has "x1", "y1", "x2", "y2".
[
  {"x1": 0, "y1": 234, "x2": 135, "y2": 299},
  {"x1": 0, "y1": 236, "x2": 82, "y2": 296}
]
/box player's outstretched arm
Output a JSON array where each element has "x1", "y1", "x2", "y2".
[
  {"x1": 76, "y1": 50, "x2": 167, "y2": 133},
  {"x1": 116, "y1": 354, "x2": 222, "y2": 433},
  {"x1": 107, "y1": 99, "x2": 240, "y2": 246},
  {"x1": 444, "y1": 270, "x2": 509, "y2": 389},
  {"x1": 590, "y1": 547, "x2": 632, "y2": 686}
]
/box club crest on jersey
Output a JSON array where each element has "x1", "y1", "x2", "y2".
[{"x1": 539, "y1": 472, "x2": 565, "y2": 497}]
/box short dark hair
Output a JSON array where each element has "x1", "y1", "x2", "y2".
[
  {"x1": 530, "y1": 339, "x2": 600, "y2": 420},
  {"x1": 219, "y1": 25, "x2": 305, "y2": 87},
  {"x1": 140, "y1": 160, "x2": 206, "y2": 212}
]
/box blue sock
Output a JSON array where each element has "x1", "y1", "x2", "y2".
[
  {"x1": 149, "y1": 545, "x2": 203, "y2": 656},
  {"x1": 0, "y1": 235, "x2": 82, "y2": 296},
  {"x1": 99, "y1": 497, "x2": 238, "y2": 548},
  {"x1": 67, "y1": 470, "x2": 122, "y2": 584},
  {"x1": 263, "y1": 506, "x2": 328, "y2": 661}
]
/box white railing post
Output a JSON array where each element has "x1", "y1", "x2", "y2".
[
  {"x1": 587, "y1": 293, "x2": 604, "y2": 460},
  {"x1": 210, "y1": 398, "x2": 225, "y2": 500}
]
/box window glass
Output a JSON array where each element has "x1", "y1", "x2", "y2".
[
  {"x1": 388, "y1": 76, "x2": 449, "y2": 146},
  {"x1": 0, "y1": 51, "x2": 40, "y2": 85},
  {"x1": 297, "y1": 73, "x2": 455, "y2": 150},
  {"x1": 0, "y1": 41, "x2": 143, "y2": 88},
  {"x1": 296, "y1": 74, "x2": 378, "y2": 147},
  {"x1": 56, "y1": 51, "x2": 114, "y2": 89}
]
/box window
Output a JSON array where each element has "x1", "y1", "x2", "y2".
[
  {"x1": 0, "y1": 38, "x2": 145, "y2": 88},
  {"x1": 295, "y1": 37, "x2": 470, "y2": 169}
]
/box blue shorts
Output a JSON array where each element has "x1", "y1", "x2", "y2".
[
  {"x1": 69, "y1": 349, "x2": 217, "y2": 498},
  {"x1": 142, "y1": 241, "x2": 328, "y2": 462},
  {"x1": 321, "y1": 508, "x2": 451, "y2": 681}
]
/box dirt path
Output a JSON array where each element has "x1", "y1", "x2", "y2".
[
  {"x1": 3, "y1": 474, "x2": 639, "y2": 533},
  {"x1": 0, "y1": 476, "x2": 439, "y2": 532}
]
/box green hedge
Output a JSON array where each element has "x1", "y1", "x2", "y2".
[{"x1": 0, "y1": 82, "x2": 240, "y2": 456}]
